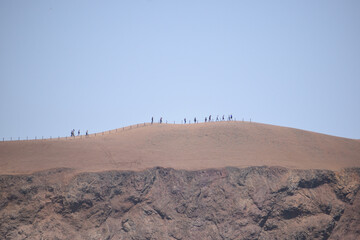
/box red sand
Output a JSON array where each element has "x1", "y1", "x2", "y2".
[{"x1": 0, "y1": 122, "x2": 359, "y2": 174}]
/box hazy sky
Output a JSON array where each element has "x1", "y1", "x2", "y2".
[{"x1": 1, "y1": 0, "x2": 359, "y2": 140}]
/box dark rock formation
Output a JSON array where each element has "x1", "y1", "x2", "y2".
[{"x1": 0, "y1": 167, "x2": 359, "y2": 239}]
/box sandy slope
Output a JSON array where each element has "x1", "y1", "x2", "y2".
[{"x1": 0, "y1": 122, "x2": 359, "y2": 174}]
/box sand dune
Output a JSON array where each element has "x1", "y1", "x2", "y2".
[{"x1": 0, "y1": 122, "x2": 359, "y2": 174}]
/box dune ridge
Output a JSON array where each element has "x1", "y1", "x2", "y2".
[{"x1": 1, "y1": 121, "x2": 359, "y2": 174}]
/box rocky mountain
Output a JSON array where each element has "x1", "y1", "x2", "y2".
[{"x1": 1, "y1": 166, "x2": 359, "y2": 240}]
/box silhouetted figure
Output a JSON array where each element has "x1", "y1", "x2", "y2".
[
  {"x1": 231, "y1": 115, "x2": 233, "y2": 120},
  {"x1": 78, "y1": 130, "x2": 80, "y2": 136},
  {"x1": 160, "y1": 117, "x2": 163, "y2": 124},
  {"x1": 216, "y1": 115, "x2": 219, "y2": 121},
  {"x1": 184, "y1": 118, "x2": 186, "y2": 124},
  {"x1": 209, "y1": 115, "x2": 211, "y2": 122},
  {"x1": 222, "y1": 115, "x2": 225, "y2": 121},
  {"x1": 205, "y1": 117, "x2": 207, "y2": 122},
  {"x1": 86, "y1": 130, "x2": 88, "y2": 136},
  {"x1": 194, "y1": 117, "x2": 197, "y2": 123},
  {"x1": 151, "y1": 117, "x2": 154, "y2": 124}
]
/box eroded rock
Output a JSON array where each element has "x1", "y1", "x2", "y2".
[{"x1": 0, "y1": 167, "x2": 359, "y2": 239}]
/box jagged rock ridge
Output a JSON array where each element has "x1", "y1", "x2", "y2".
[{"x1": 1, "y1": 166, "x2": 359, "y2": 240}]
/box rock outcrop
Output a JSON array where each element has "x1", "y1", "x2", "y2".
[{"x1": 1, "y1": 166, "x2": 359, "y2": 239}]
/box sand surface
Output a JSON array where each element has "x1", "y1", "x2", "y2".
[{"x1": 0, "y1": 122, "x2": 359, "y2": 174}]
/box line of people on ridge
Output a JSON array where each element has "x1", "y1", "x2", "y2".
[
  {"x1": 151, "y1": 114, "x2": 234, "y2": 124},
  {"x1": 71, "y1": 129, "x2": 89, "y2": 137},
  {"x1": 69, "y1": 114, "x2": 238, "y2": 137}
]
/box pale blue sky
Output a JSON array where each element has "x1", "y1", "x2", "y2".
[{"x1": 1, "y1": 0, "x2": 359, "y2": 140}]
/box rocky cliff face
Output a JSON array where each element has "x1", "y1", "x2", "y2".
[{"x1": 1, "y1": 166, "x2": 359, "y2": 240}]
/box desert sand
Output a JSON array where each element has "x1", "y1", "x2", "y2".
[{"x1": 1, "y1": 121, "x2": 359, "y2": 174}]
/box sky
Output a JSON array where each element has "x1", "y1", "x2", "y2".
[{"x1": 1, "y1": 0, "x2": 360, "y2": 140}]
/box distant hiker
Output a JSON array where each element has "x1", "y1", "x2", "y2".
[
  {"x1": 86, "y1": 130, "x2": 88, "y2": 136},
  {"x1": 222, "y1": 115, "x2": 225, "y2": 121},
  {"x1": 216, "y1": 115, "x2": 219, "y2": 121},
  {"x1": 160, "y1": 117, "x2": 163, "y2": 124},
  {"x1": 205, "y1": 117, "x2": 207, "y2": 122},
  {"x1": 184, "y1": 118, "x2": 186, "y2": 124},
  {"x1": 209, "y1": 115, "x2": 211, "y2": 122},
  {"x1": 194, "y1": 117, "x2": 197, "y2": 123},
  {"x1": 151, "y1": 117, "x2": 154, "y2": 124},
  {"x1": 231, "y1": 115, "x2": 233, "y2": 120},
  {"x1": 78, "y1": 130, "x2": 80, "y2": 136}
]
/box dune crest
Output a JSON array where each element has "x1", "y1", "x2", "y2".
[{"x1": 0, "y1": 122, "x2": 359, "y2": 174}]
